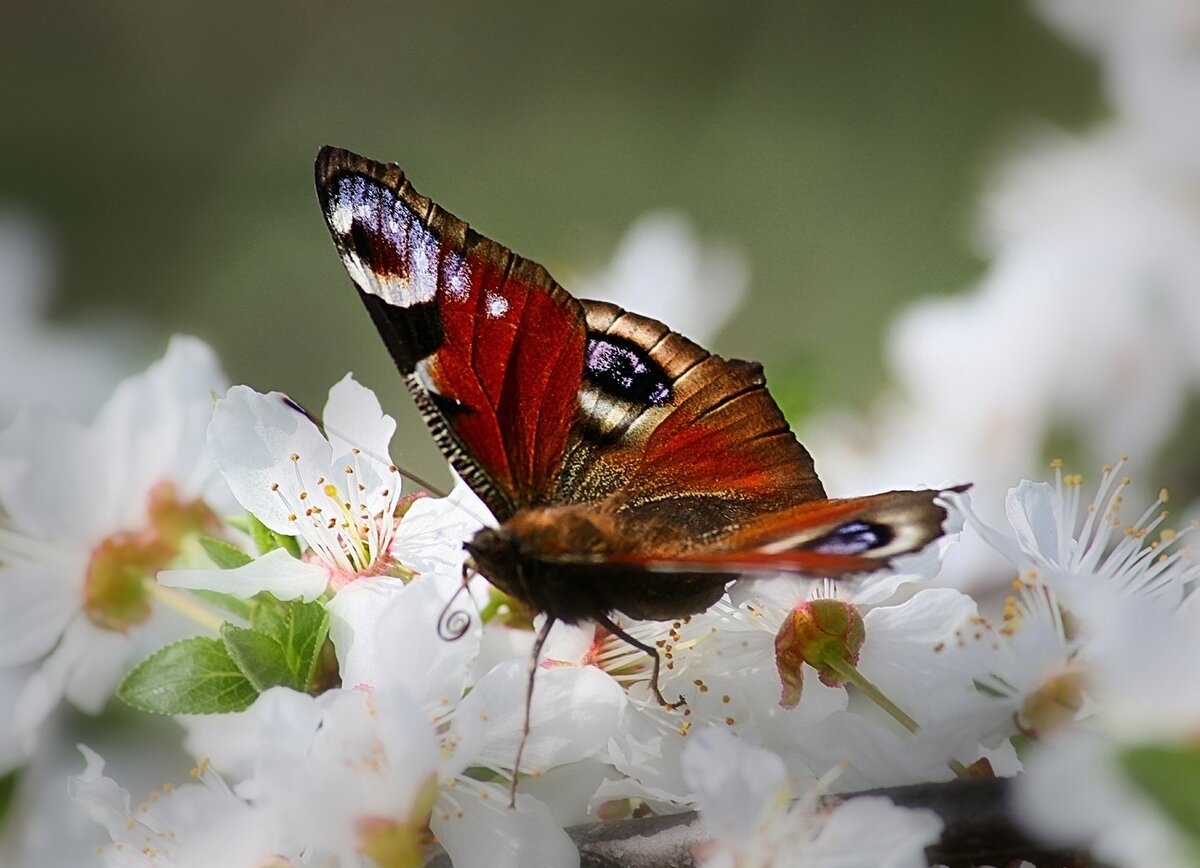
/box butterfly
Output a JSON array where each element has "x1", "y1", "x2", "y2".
[{"x1": 314, "y1": 145, "x2": 962, "y2": 723}]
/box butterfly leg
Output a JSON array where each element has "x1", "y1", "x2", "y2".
[
  {"x1": 596, "y1": 613, "x2": 686, "y2": 710},
  {"x1": 510, "y1": 615, "x2": 556, "y2": 808}
]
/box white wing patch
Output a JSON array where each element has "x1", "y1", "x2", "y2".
[{"x1": 327, "y1": 174, "x2": 444, "y2": 309}]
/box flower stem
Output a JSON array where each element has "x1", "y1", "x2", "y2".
[
  {"x1": 824, "y1": 655, "x2": 971, "y2": 779},
  {"x1": 146, "y1": 582, "x2": 225, "y2": 633},
  {"x1": 825, "y1": 655, "x2": 920, "y2": 734}
]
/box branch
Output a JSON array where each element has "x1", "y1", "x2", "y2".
[{"x1": 423, "y1": 778, "x2": 1090, "y2": 867}]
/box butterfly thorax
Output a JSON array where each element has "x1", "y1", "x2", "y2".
[{"x1": 464, "y1": 504, "x2": 733, "y2": 625}]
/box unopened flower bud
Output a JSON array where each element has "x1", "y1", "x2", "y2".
[{"x1": 774, "y1": 599, "x2": 865, "y2": 709}]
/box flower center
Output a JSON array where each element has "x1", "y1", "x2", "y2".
[{"x1": 84, "y1": 482, "x2": 217, "y2": 632}]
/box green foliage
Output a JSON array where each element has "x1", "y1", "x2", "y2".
[
  {"x1": 199, "y1": 534, "x2": 253, "y2": 569},
  {"x1": 0, "y1": 769, "x2": 19, "y2": 832},
  {"x1": 248, "y1": 513, "x2": 302, "y2": 559},
  {"x1": 1120, "y1": 743, "x2": 1200, "y2": 850},
  {"x1": 120, "y1": 525, "x2": 331, "y2": 714},
  {"x1": 118, "y1": 637, "x2": 258, "y2": 714}
]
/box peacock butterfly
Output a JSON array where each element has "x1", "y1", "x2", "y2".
[{"x1": 313, "y1": 146, "x2": 963, "y2": 721}]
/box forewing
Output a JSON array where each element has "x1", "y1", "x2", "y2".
[{"x1": 315, "y1": 147, "x2": 587, "y2": 519}]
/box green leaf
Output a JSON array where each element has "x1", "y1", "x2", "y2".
[
  {"x1": 118, "y1": 636, "x2": 258, "y2": 714},
  {"x1": 188, "y1": 589, "x2": 253, "y2": 621},
  {"x1": 199, "y1": 535, "x2": 253, "y2": 569},
  {"x1": 221, "y1": 624, "x2": 296, "y2": 691},
  {"x1": 240, "y1": 598, "x2": 331, "y2": 691},
  {"x1": 284, "y1": 600, "x2": 332, "y2": 689},
  {"x1": 0, "y1": 769, "x2": 19, "y2": 832},
  {"x1": 1120, "y1": 743, "x2": 1200, "y2": 848},
  {"x1": 247, "y1": 513, "x2": 302, "y2": 559}
]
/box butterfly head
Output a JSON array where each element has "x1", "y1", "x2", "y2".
[{"x1": 463, "y1": 526, "x2": 524, "y2": 601}]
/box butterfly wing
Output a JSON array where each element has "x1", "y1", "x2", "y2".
[
  {"x1": 316, "y1": 147, "x2": 588, "y2": 520},
  {"x1": 317, "y1": 146, "x2": 961, "y2": 583},
  {"x1": 600, "y1": 487, "x2": 964, "y2": 577}
]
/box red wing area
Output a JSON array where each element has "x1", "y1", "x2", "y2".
[
  {"x1": 316, "y1": 147, "x2": 586, "y2": 519},
  {"x1": 601, "y1": 488, "x2": 960, "y2": 577}
]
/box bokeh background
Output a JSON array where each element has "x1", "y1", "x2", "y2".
[{"x1": 1, "y1": 0, "x2": 1099, "y2": 486}]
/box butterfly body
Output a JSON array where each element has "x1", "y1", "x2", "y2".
[{"x1": 315, "y1": 146, "x2": 962, "y2": 634}]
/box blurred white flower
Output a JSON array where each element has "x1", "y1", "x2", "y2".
[
  {"x1": 802, "y1": 0, "x2": 1200, "y2": 593},
  {"x1": 0, "y1": 336, "x2": 230, "y2": 748},
  {"x1": 1015, "y1": 595, "x2": 1200, "y2": 867},
  {"x1": 70, "y1": 746, "x2": 298, "y2": 868},
  {"x1": 681, "y1": 728, "x2": 942, "y2": 868},
  {"x1": 0, "y1": 213, "x2": 138, "y2": 424},
  {"x1": 572, "y1": 211, "x2": 749, "y2": 344}
]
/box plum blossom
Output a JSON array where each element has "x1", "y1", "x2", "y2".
[
  {"x1": 160, "y1": 376, "x2": 411, "y2": 602},
  {"x1": 681, "y1": 728, "x2": 942, "y2": 868},
  {"x1": 0, "y1": 336, "x2": 230, "y2": 746},
  {"x1": 70, "y1": 746, "x2": 297, "y2": 868},
  {"x1": 951, "y1": 458, "x2": 1200, "y2": 622}
]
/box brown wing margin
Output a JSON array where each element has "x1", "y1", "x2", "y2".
[{"x1": 315, "y1": 146, "x2": 588, "y2": 520}]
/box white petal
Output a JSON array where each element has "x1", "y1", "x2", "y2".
[
  {"x1": 460, "y1": 662, "x2": 625, "y2": 773},
  {"x1": 432, "y1": 782, "x2": 579, "y2": 868},
  {"x1": 1005, "y1": 480, "x2": 1063, "y2": 566},
  {"x1": 326, "y1": 576, "x2": 408, "y2": 687},
  {"x1": 355, "y1": 572, "x2": 481, "y2": 707},
  {"x1": 0, "y1": 561, "x2": 78, "y2": 665},
  {"x1": 807, "y1": 796, "x2": 943, "y2": 868},
  {"x1": 0, "y1": 403, "x2": 105, "y2": 541},
  {"x1": 207, "y1": 384, "x2": 332, "y2": 536},
  {"x1": 683, "y1": 728, "x2": 787, "y2": 847},
  {"x1": 322, "y1": 374, "x2": 396, "y2": 469},
  {"x1": 159, "y1": 546, "x2": 330, "y2": 601},
  {"x1": 15, "y1": 615, "x2": 131, "y2": 732},
  {"x1": 66, "y1": 745, "x2": 132, "y2": 841},
  {"x1": 94, "y1": 335, "x2": 228, "y2": 526}
]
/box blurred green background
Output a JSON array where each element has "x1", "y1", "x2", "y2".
[{"x1": 1, "y1": 0, "x2": 1098, "y2": 482}]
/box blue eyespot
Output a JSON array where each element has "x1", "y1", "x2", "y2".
[{"x1": 811, "y1": 521, "x2": 893, "y2": 555}]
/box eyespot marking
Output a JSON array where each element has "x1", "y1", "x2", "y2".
[
  {"x1": 584, "y1": 336, "x2": 672, "y2": 406},
  {"x1": 810, "y1": 521, "x2": 894, "y2": 556}
]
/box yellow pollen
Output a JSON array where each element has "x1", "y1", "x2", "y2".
[
  {"x1": 352, "y1": 448, "x2": 361, "y2": 455},
  {"x1": 288, "y1": 514, "x2": 297, "y2": 522},
  {"x1": 1161, "y1": 528, "x2": 1178, "y2": 543},
  {"x1": 324, "y1": 484, "x2": 339, "y2": 498},
  {"x1": 1050, "y1": 458, "x2": 1063, "y2": 468},
  {"x1": 1121, "y1": 477, "x2": 1131, "y2": 486},
  {"x1": 290, "y1": 453, "x2": 300, "y2": 461},
  {"x1": 1160, "y1": 488, "x2": 1170, "y2": 503},
  {"x1": 344, "y1": 466, "x2": 354, "y2": 474},
  {"x1": 1120, "y1": 453, "x2": 1129, "y2": 461},
  {"x1": 270, "y1": 482, "x2": 279, "y2": 491}
]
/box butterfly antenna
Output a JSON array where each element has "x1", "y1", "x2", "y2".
[
  {"x1": 596, "y1": 613, "x2": 686, "y2": 710},
  {"x1": 279, "y1": 394, "x2": 449, "y2": 497},
  {"x1": 510, "y1": 615, "x2": 556, "y2": 809},
  {"x1": 436, "y1": 562, "x2": 476, "y2": 642}
]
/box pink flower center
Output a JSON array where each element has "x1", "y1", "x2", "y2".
[{"x1": 84, "y1": 482, "x2": 217, "y2": 632}]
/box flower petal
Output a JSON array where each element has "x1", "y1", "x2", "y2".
[{"x1": 159, "y1": 546, "x2": 330, "y2": 601}]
